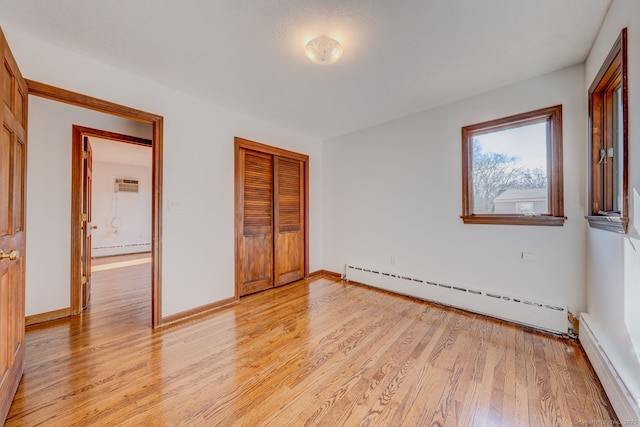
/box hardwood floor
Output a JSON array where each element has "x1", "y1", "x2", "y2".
[
  {"x1": 6, "y1": 263, "x2": 616, "y2": 426},
  {"x1": 91, "y1": 253, "x2": 152, "y2": 273},
  {"x1": 91, "y1": 251, "x2": 152, "y2": 266}
]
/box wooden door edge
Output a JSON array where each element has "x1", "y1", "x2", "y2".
[
  {"x1": 233, "y1": 140, "x2": 243, "y2": 301},
  {"x1": 70, "y1": 126, "x2": 84, "y2": 315}
]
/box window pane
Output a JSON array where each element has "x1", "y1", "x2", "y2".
[
  {"x1": 612, "y1": 85, "x2": 623, "y2": 212},
  {"x1": 471, "y1": 122, "x2": 548, "y2": 214},
  {"x1": 587, "y1": 28, "x2": 627, "y2": 233}
]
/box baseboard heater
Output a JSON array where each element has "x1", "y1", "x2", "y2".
[
  {"x1": 345, "y1": 264, "x2": 568, "y2": 335},
  {"x1": 580, "y1": 313, "x2": 640, "y2": 422}
]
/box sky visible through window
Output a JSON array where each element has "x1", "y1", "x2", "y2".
[
  {"x1": 472, "y1": 121, "x2": 548, "y2": 214},
  {"x1": 474, "y1": 122, "x2": 547, "y2": 171}
]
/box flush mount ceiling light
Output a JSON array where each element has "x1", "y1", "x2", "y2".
[{"x1": 305, "y1": 35, "x2": 343, "y2": 65}]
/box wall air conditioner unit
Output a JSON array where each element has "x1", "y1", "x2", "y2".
[{"x1": 114, "y1": 178, "x2": 139, "y2": 193}]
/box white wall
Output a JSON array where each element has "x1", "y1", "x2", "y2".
[
  {"x1": 91, "y1": 161, "x2": 152, "y2": 257},
  {"x1": 323, "y1": 65, "x2": 586, "y2": 314},
  {"x1": 25, "y1": 97, "x2": 152, "y2": 316},
  {"x1": 4, "y1": 29, "x2": 323, "y2": 318},
  {"x1": 584, "y1": 0, "x2": 640, "y2": 407}
]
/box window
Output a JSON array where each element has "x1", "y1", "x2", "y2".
[
  {"x1": 587, "y1": 28, "x2": 628, "y2": 233},
  {"x1": 461, "y1": 105, "x2": 565, "y2": 226}
]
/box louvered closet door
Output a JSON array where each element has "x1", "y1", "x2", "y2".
[
  {"x1": 274, "y1": 156, "x2": 304, "y2": 286},
  {"x1": 238, "y1": 149, "x2": 274, "y2": 295}
]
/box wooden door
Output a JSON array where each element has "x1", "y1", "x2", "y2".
[
  {"x1": 81, "y1": 136, "x2": 93, "y2": 309},
  {"x1": 235, "y1": 138, "x2": 308, "y2": 298},
  {"x1": 0, "y1": 27, "x2": 27, "y2": 425},
  {"x1": 274, "y1": 156, "x2": 304, "y2": 286},
  {"x1": 237, "y1": 148, "x2": 274, "y2": 295}
]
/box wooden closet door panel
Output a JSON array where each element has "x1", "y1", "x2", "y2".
[
  {"x1": 274, "y1": 156, "x2": 304, "y2": 286},
  {"x1": 238, "y1": 149, "x2": 274, "y2": 295}
]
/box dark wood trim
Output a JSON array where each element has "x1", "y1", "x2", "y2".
[
  {"x1": 461, "y1": 105, "x2": 565, "y2": 226},
  {"x1": 234, "y1": 141, "x2": 243, "y2": 301},
  {"x1": 27, "y1": 80, "x2": 164, "y2": 327},
  {"x1": 152, "y1": 118, "x2": 163, "y2": 326},
  {"x1": 159, "y1": 297, "x2": 237, "y2": 327},
  {"x1": 549, "y1": 105, "x2": 564, "y2": 219},
  {"x1": 70, "y1": 127, "x2": 83, "y2": 315},
  {"x1": 588, "y1": 29, "x2": 627, "y2": 94},
  {"x1": 461, "y1": 214, "x2": 566, "y2": 226},
  {"x1": 234, "y1": 137, "x2": 310, "y2": 300},
  {"x1": 235, "y1": 137, "x2": 309, "y2": 163},
  {"x1": 587, "y1": 28, "x2": 628, "y2": 233},
  {"x1": 309, "y1": 270, "x2": 342, "y2": 278},
  {"x1": 304, "y1": 156, "x2": 310, "y2": 281},
  {"x1": 25, "y1": 80, "x2": 162, "y2": 124},
  {"x1": 81, "y1": 127, "x2": 152, "y2": 146},
  {"x1": 25, "y1": 308, "x2": 71, "y2": 326}
]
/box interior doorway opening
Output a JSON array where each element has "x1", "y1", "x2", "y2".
[
  {"x1": 25, "y1": 80, "x2": 164, "y2": 327},
  {"x1": 75, "y1": 128, "x2": 153, "y2": 314}
]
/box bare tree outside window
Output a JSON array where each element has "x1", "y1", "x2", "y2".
[
  {"x1": 471, "y1": 121, "x2": 548, "y2": 214},
  {"x1": 461, "y1": 105, "x2": 564, "y2": 226}
]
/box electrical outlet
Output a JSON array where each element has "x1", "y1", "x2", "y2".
[
  {"x1": 391, "y1": 256, "x2": 397, "y2": 265},
  {"x1": 521, "y1": 251, "x2": 534, "y2": 261}
]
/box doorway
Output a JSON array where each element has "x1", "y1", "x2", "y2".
[
  {"x1": 27, "y1": 80, "x2": 164, "y2": 327},
  {"x1": 73, "y1": 127, "x2": 152, "y2": 312}
]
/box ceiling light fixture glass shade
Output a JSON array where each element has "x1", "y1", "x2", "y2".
[{"x1": 305, "y1": 36, "x2": 343, "y2": 65}]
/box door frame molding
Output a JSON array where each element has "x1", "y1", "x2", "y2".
[
  {"x1": 26, "y1": 80, "x2": 164, "y2": 327},
  {"x1": 234, "y1": 137, "x2": 309, "y2": 300},
  {"x1": 71, "y1": 126, "x2": 152, "y2": 315}
]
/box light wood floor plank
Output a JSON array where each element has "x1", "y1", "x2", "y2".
[{"x1": 5, "y1": 262, "x2": 617, "y2": 426}]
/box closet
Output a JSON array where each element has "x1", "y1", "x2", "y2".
[{"x1": 234, "y1": 137, "x2": 308, "y2": 296}]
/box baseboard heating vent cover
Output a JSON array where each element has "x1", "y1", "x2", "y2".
[
  {"x1": 345, "y1": 264, "x2": 568, "y2": 334},
  {"x1": 579, "y1": 313, "x2": 640, "y2": 422}
]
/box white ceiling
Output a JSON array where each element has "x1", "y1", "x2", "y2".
[
  {"x1": 89, "y1": 137, "x2": 151, "y2": 168},
  {"x1": 0, "y1": 0, "x2": 611, "y2": 140}
]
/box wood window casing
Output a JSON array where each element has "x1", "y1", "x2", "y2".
[
  {"x1": 587, "y1": 28, "x2": 628, "y2": 234},
  {"x1": 461, "y1": 105, "x2": 565, "y2": 226}
]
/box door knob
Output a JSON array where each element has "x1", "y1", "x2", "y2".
[
  {"x1": 91, "y1": 225, "x2": 98, "y2": 230},
  {"x1": 0, "y1": 249, "x2": 19, "y2": 261}
]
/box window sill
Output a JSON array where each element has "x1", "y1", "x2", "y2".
[
  {"x1": 585, "y1": 215, "x2": 628, "y2": 234},
  {"x1": 461, "y1": 215, "x2": 566, "y2": 226}
]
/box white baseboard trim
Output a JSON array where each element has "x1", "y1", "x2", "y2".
[
  {"x1": 92, "y1": 242, "x2": 151, "y2": 257},
  {"x1": 580, "y1": 313, "x2": 640, "y2": 422}
]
